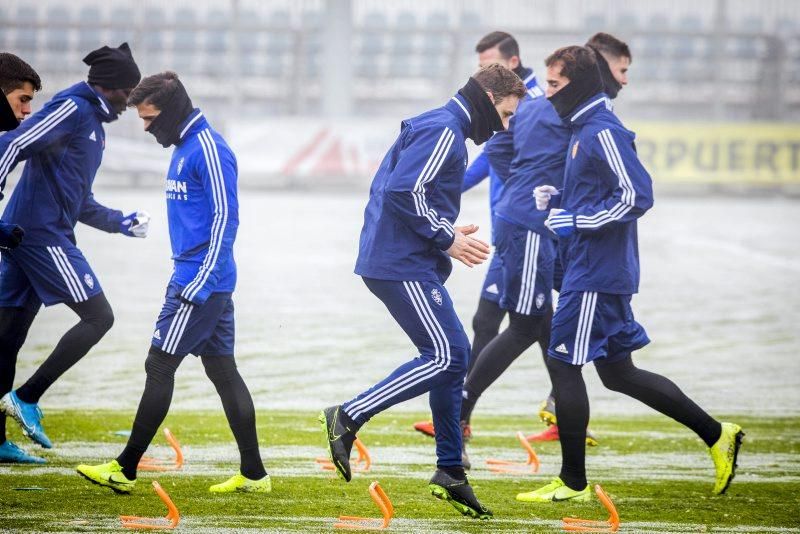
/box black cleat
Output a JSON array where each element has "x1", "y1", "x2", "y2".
[
  {"x1": 319, "y1": 405, "x2": 356, "y2": 482},
  {"x1": 429, "y1": 469, "x2": 492, "y2": 519}
]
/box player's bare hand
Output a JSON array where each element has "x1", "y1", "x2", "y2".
[{"x1": 447, "y1": 225, "x2": 490, "y2": 268}]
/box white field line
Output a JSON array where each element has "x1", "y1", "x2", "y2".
[
  {"x1": 2, "y1": 513, "x2": 799, "y2": 534},
  {"x1": 4, "y1": 442, "x2": 798, "y2": 483}
]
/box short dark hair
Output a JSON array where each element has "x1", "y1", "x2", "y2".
[
  {"x1": 472, "y1": 64, "x2": 527, "y2": 104},
  {"x1": 545, "y1": 45, "x2": 598, "y2": 81},
  {"x1": 127, "y1": 71, "x2": 181, "y2": 108},
  {"x1": 586, "y1": 32, "x2": 632, "y2": 62},
  {"x1": 475, "y1": 31, "x2": 520, "y2": 61},
  {"x1": 0, "y1": 53, "x2": 42, "y2": 95}
]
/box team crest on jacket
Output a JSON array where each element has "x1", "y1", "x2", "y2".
[
  {"x1": 84, "y1": 273, "x2": 94, "y2": 289},
  {"x1": 177, "y1": 157, "x2": 185, "y2": 175},
  {"x1": 536, "y1": 293, "x2": 545, "y2": 309},
  {"x1": 431, "y1": 288, "x2": 443, "y2": 306},
  {"x1": 572, "y1": 141, "x2": 579, "y2": 159}
]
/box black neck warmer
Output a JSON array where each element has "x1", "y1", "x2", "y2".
[
  {"x1": 588, "y1": 46, "x2": 622, "y2": 99},
  {"x1": 0, "y1": 93, "x2": 19, "y2": 132},
  {"x1": 547, "y1": 62, "x2": 604, "y2": 119},
  {"x1": 457, "y1": 77, "x2": 504, "y2": 145},
  {"x1": 146, "y1": 80, "x2": 194, "y2": 148}
]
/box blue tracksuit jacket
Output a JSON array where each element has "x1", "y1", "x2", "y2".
[
  {"x1": 494, "y1": 89, "x2": 572, "y2": 234},
  {"x1": 0, "y1": 82, "x2": 124, "y2": 246},
  {"x1": 165, "y1": 109, "x2": 239, "y2": 305},
  {"x1": 354, "y1": 94, "x2": 472, "y2": 283},
  {"x1": 559, "y1": 94, "x2": 654, "y2": 295}
]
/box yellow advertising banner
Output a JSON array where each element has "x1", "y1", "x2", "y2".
[{"x1": 631, "y1": 123, "x2": 800, "y2": 184}]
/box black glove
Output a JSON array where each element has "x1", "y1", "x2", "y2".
[{"x1": 0, "y1": 221, "x2": 24, "y2": 249}]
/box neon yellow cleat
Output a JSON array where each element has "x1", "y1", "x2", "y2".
[
  {"x1": 209, "y1": 473, "x2": 272, "y2": 493},
  {"x1": 538, "y1": 396, "x2": 557, "y2": 426},
  {"x1": 76, "y1": 459, "x2": 135, "y2": 494},
  {"x1": 516, "y1": 477, "x2": 591, "y2": 503},
  {"x1": 709, "y1": 422, "x2": 744, "y2": 495}
]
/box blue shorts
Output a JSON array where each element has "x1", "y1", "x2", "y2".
[
  {"x1": 495, "y1": 218, "x2": 555, "y2": 315},
  {"x1": 548, "y1": 291, "x2": 650, "y2": 365},
  {"x1": 479, "y1": 251, "x2": 503, "y2": 303},
  {"x1": 151, "y1": 283, "x2": 235, "y2": 357},
  {"x1": 0, "y1": 244, "x2": 103, "y2": 307}
]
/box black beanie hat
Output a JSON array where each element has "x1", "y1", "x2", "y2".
[{"x1": 83, "y1": 42, "x2": 141, "y2": 90}]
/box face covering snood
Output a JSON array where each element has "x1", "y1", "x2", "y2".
[
  {"x1": 547, "y1": 63, "x2": 604, "y2": 119},
  {"x1": 146, "y1": 80, "x2": 194, "y2": 148},
  {"x1": 588, "y1": 45, "x2": 622, "y2": 99},
  {"x1": 457, "y1": 77, "x2": 504, "y2": 145}
]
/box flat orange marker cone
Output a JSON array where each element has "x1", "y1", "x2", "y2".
[
  {"x1": 334, "y1": 481, "x2": 393, "y2": 530},
  {"x1": 139, "y1": 428, "x2": 184, "y2": 472},
  {"x1": 486, "y1": 431, "x2": 540, "y2": 474},
  {"x1": 120, "y1": 480, "x2": 180, "y2": 530},
  {"x1": 316, "y1": 438, "x2": 371, "y2": 473},
  {"x1": 562, "y1": 485, "x2": 620, "y2": 532}
]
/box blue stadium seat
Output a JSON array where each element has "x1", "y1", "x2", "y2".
[
  {"x1": 206, "y1": 29, "x2": 228, "y2": 54},
  {"x1": 392, "y1": 12, "x2": 416, "y2": 55},
  {"x1": 617, "y1": 14, "x2": 639, "y2": 31},
  {"x1": 389, "y1": 55, "x2": 414, "y2": 78},
  {"x1": 78, "y1": 7, "x2": 105, "y2": 52},
  {"x1": 266, "y1": 10, "x2": 293, "y2": 55},
  {"x1": 45, "y1": 6, "x2": 72, "y2": 51},
  {"x1": 363, "y1": 11, "x2": 387, "y2": 29},
  {"x1": 584, "y1": 13, "x2": 606, "y2": 30},
  {"x1": 648, "y1": 14, "x2": 670, "y2": 31},
  {"x1": 109, "y1": 7, "x2": 136, "y2": 45},
  {"x1": 459, "y1": 11, "x2": 481, "y2": 29},
  {"x1": 16, "y1": 6, "x2": 39, "y2": 25}
]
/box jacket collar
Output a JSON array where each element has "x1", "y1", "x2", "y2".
[
  {"x1": 54, "y1": 82, "x2": 118, "y2": 123},
  {"x1": 566, "y1": 92, "x2": 613, "y2": 127},
  {"x1": 177, "y1": 108, "x2": 206, "y2": 144},
  {"x1": 445, "y1": 93, "x2": 472, "y2": 137}
]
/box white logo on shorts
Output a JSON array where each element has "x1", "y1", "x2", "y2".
[
  {"x1": 486, "y1": 283, "x2": 499, "y2": 295},
  {"x1": 536, "y1": 293, "x2": 545, "y2": 309},
  {"x1": 83, "y1": 273, "x2": 94, "y2": 289},
  {"x1": 555, "y1": 343, "x2": 569, "y2": 355},
  {"x1": 153, "y1": 329, "x2": 161, "y2": 340},
  {"x1": 431, "y1": 288, "x2": 443, "y2": 306}
]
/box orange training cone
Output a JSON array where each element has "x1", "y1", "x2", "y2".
[
  {"x1": 562, "y1": 485, "x2": 620, "y2": 532},
  {"x1": 486, "y1": 431, "x2": 541, "y2": 474},
  {"x1": 316, "y1": 438, "x2": 371, "y2": 473},
  {"x1": 139, "y1": 428, "x2": 184, "y2": 472},
  {"x1": 120, "y1": 480, "x2": 180, "y2": 530},
  {"x1": 334, "y1": 481, "x2": 393, "y2": 530}
]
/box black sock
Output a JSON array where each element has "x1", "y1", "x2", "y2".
[
  {"x1": 117, "y1": 347, "x2": 183, "y2": 480},
  {"x1": 202, "y1": 355, "x2": 267, "y2": 480},
  {"x1": 595, "y1": 355, "x2": 721, "y2": 447},
  {"x1": 547, "y1": 357, "x2": 589, "y2": 490},
  {"x1": 0, "y1": 301, "x2": 40, "y2": 444},
  {"x1": 461, "y1": 310, "x2": 547, "y2": 423},
  {"x1": 459, "y1": 392, "x2": 478, "y2": 424},
  {"x1": 441, "y1": 465, "x2": 466, "y2": 480},
  {"x1": 467, "y1": 298, "x2": 505, "y2": 375},
  {"x1": 16, "y1": 293, "x2": 114, "y2": 404}
]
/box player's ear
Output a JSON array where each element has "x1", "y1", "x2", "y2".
[{"x1": 486, "y1": 91, "x2": 495, "y2": 105}]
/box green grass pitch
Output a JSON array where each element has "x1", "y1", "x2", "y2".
[{"x1": 1, "y1": 410, "x2": 798, "y2": 532}]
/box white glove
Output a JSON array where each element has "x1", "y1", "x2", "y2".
[
  {"x1": 533, "y1": 185, "x2": 560, "y2": 211},
  {"x1": 125, "y1": 210, "x2": 150, "y2": 238}
]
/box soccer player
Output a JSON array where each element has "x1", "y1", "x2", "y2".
[
  {"x1": 516, "y1": 46, "x2": 743, "y2": 503},
  {"x1": 321, "y1": 64, "x2": 526, "y2": 519},
  {"x1": 413, "y1": 31, "x2": 543, "y2": 440},
  {"x1": 0, "y1": 44, "x2": 148, "y2": 457},
  {"x1": 0, "y1": 53, "x2": 43, "y2": 464},
  {"x1": 76, "y1": 71, "x2": 270, "y2": 494},
  {"x1": 460, "y1": 33, "x2": 632, "y2": 463}
]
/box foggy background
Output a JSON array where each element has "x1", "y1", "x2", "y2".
[{"x1": 1, "y1": 1, "x2": 799, "y2": 416}]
